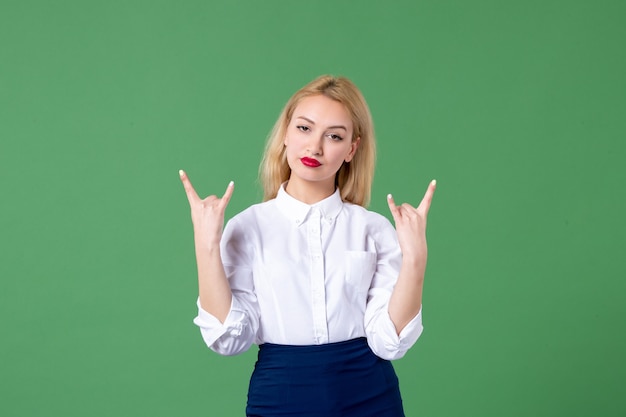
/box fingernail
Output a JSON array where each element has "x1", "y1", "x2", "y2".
[
  {"x1": 431, "y1": 179, "x2": 437, "y2": 186},
  {"x1": 387, "y1": 194, "x2": 392, "y2": 200},
  {"x1": 179, "y1": 169, "x2": 184, "y2": 177},
  {"x1": 229, "y1": 181, "x2": 234, "y2": 187}
]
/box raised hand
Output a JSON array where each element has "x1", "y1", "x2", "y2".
[
  {"x1": 386, "y1": 180, "x2": 436, "y2": 265},
  {"x1": 179, "y1": 170, "x2": 234, "y2": 250},
  {"x1": 386, "y1": 180, "x2": 436, "y2": 333}
]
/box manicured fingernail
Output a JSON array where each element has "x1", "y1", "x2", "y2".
[
  {"x1": 431, "y1": 179, "x2": 437, "y2": 186},
  {"x1": 179, "y1": 169, "x2": 184, "y2": 177},
  {"x1": 387, "y1": 194, "x2": 392, "y2": 200},
  {"x1": 229, "y1": 181, "x2": 234, "y2": 187}
]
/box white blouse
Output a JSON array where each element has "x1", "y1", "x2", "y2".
[{"x1": 193, "y1": 185, "x2": 423, "y2": 360}]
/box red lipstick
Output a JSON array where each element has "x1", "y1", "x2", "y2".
[{"x1": 301, "y1": 157, "x2": 321, "y2": 167}]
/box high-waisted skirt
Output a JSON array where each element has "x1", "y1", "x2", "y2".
[{"x1": 246, "y1": 337, "x2": 405, "y2": 417}]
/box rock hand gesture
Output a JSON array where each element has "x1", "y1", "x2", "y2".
[
  {"x1": 179, "y1": 170, "x2": 234, "y2": 322},
  {"x1": 386, "y1": 180, "x2": 437, "y2": 334}
]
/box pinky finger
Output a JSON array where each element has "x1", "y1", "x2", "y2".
[
  {"x1": 417, "y1": 180, "x2": 437, "y2": 216},
  {"x1": 179, "y1": 170, "x2": 200, "y2": 202}
]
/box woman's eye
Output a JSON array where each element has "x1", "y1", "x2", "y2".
[
  {"x1": 297, "y1": 125, "x2": 310, "y2": 132},
  {"x1": 328, "y1": 133, "x2": 343, "y2": 141}
]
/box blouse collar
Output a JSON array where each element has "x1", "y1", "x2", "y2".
[{"x1": 276, "y1": 183, "x2": 344, "y2": 226}]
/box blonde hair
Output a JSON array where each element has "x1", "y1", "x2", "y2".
[{"x1": 259, "y1": 75, "x2": 376, "y2": 207}]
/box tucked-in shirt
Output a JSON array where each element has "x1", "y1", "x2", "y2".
[{"x1": 193, "y1": 185, "x2": 423, "y2": 360}]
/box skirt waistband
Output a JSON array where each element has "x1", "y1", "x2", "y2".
[
  {"x1": 259, "y1": 337, "x2": 367, "y2": 353},
  {"x1": 256, "y1": 337, "x2": 374, "y2": 369}
]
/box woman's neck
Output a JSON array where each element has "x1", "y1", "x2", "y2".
[{"x1": 284, "y1": 177, "x2": 336, "y2": 205}]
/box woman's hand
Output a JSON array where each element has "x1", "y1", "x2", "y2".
[
  {"x1": 386, "y1": 180, "x2": 436, "y2": 333},
  {"x1": 179, "y1": 170, "x2": 234, "y2": 250},
  {"x1": 386, "y1": 180, "x2": 436, "y2": 266},
  {"x1": 179, "y1": 170, "x2": 234, "y2": 320}
]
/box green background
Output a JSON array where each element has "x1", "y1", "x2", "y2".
[{"x1": 1, "y1": 0, "x2": 624, "y2": 416}]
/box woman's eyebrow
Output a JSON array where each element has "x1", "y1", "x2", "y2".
[{"x1": 295, "y1": 116, "x2": 347, "y2": 131}]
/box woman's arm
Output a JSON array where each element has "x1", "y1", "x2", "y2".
[
  {"x1": 386, "y1": 180, "x2": 436, "y2": 334},
  {"x1": 180, "y1": 170, "x2": 234, "y2": 322}
]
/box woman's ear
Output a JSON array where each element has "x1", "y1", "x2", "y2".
[{"x1": 345, "y1": 137, "x2": 361, "y2": 162}]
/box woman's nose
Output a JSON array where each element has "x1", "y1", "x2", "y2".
[{"x1": 307, "y1": 135, "x2": 323, "y2": 155}]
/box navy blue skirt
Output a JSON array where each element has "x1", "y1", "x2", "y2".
[{"x1": 246, "y1": 338, "x2": 405, "y2": 417}]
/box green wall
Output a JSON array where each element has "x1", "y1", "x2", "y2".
[{"x1": 1, "y1": 1, "x2": 624, "y2": 416}]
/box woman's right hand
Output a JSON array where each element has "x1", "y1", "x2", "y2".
[{"x1": 179, "y1": 170, "x2": 234, "y2": 250}]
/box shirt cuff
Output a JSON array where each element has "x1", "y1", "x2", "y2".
[
  {"x1": 398, "y1": 308, "x2": 423, "y2": 342},
  {"x1": 192, "y1": 297, "x2": 249, "y2": 347},
  {"x1": 371, "y1": 308, "x2": 424, "y2": 360}
]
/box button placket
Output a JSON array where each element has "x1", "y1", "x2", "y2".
[{"x1": 307, "y1": 207, "x2": 327, "y2": 344}]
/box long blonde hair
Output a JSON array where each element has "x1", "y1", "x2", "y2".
[{"x1": 259, "y1": 75, "x2": 376, "y2": 207}]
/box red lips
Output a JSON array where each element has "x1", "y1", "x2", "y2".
[{"x1": 301, "y1": 157, "x2": 321, "y2": 167}]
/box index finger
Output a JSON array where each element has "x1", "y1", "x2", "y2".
[
  {"x1": 386, "y1": 193, "x2": 401, "y2": 223},
  {"x1": 219, "y1": 181, "x2": 235, "y2": 210}
]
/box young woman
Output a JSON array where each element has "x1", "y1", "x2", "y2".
[{"x1": 180, "y1": 75, "x2": 436, "y2": 416}]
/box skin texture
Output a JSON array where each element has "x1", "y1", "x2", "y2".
[{"x1": 180, "y1": 94, "x2": 436, "y2": 334}]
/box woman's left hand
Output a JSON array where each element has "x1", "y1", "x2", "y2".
[{"x1": 386, "y1": 180, "x2": 437, "y2": 265}]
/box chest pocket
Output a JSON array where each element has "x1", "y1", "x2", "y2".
[{"x1": 345, "y1": 251, "x2": 377, "y2": 296}]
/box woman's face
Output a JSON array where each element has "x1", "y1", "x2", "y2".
[{"x1": 284, "y1": 94, "x2": 359, "y2": 194}]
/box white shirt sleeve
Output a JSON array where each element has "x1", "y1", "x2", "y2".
[
  {"x1": 193, "y1": 295, "x2": 258, "y2": 356},
  {"x1": 192, "y1": 218, "x2": 260, "y2": 356},
  {"x1": 363, "y1": 217, "x2": 424, "y2": 360},
  {"x1": 365, "y1": 306, "x2": 424, "y2": 360}
]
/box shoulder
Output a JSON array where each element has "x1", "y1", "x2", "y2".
[
  {"x1": 226, "y1": 199, "x2": 279, "y2": 230},
  {"x1": 342, "y1": 202, "x2": 393, "y2": 228},
  {"x1": 221, "y1": 200, "x2": 278, "y2": 255},
  {"x1": 340, "y1": 202, "x2": 399, "y2": 253},
  {"x1": 341, "y1": 202, "x2": 387, "y2": 222}
]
